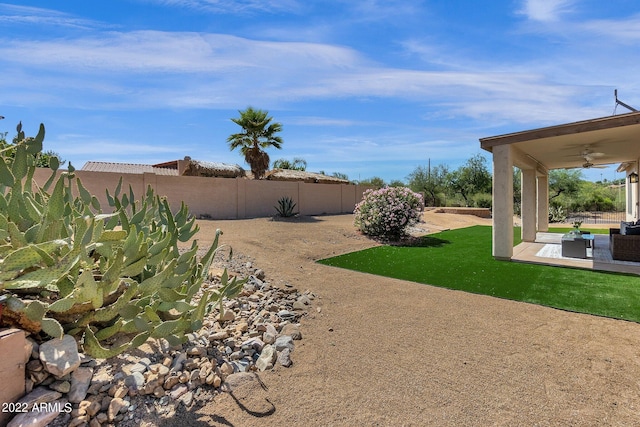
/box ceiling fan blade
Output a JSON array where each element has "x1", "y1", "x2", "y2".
[
  {"x1": 582, "y1": 162, "x2": 608, "y2": 169},
  {"x1": 587, "y1": 152, "x2": 605, "y2": 158}
]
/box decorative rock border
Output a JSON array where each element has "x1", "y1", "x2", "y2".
[{"x1": 7, "y1": 253, "x2": 315, "y2": 427}]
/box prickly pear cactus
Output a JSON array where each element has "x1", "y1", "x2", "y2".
[{"x1": 0, "y1": 122, "x2": 245, "y2": 358}]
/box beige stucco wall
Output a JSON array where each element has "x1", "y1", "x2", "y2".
[
  {"x1": 244, "y1": 179, "x2": 299, "y2": 218},
  {"x1": 625, "y1": 159, "x2": 639, "y2": 222},
  {"x1": 33, "y1": 168, "x2": 368, "y2": 219}
]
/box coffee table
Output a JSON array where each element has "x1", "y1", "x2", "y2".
[{"x1": 561, "y1": 233, "x2": 594, "y2": 259}]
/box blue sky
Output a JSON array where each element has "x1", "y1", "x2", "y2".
[{"x1": 1, "y1": 0, "x2": 639, "y2": 183}]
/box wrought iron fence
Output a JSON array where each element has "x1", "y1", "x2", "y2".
[{"x1": 564, "y1": 210, "x2": 626, "y2": 225}]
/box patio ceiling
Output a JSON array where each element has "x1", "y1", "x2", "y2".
[{"x1": 480, "y1": 111, "x2": 640, "y2": 172}]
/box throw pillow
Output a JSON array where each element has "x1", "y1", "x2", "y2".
[
  {"x1": 625, "y1": 225, "x2": 640, "y2": 235},
  {"x1": 621, "y1": 221, "x2": 634, "y2": 234}
]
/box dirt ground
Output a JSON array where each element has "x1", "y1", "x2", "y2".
[{"x1": 177, "y1": 211, "x2": 640, "y2": 426}]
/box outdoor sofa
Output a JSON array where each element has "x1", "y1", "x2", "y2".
[{"x1": 610, "y1": 221, "x2": 640, "y2": 262}]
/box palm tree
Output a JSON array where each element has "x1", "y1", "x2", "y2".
[{"x1": 227, "y1": 107, "x2": 283, "y2": 179}]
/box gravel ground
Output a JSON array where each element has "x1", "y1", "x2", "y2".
[{"x1": 170, "y1": 212, "x2": 640, "y2": 427}]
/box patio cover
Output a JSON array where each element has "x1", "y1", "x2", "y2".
[{"x1": 480, "y1": 111, "x2": 640, "y2": 260}]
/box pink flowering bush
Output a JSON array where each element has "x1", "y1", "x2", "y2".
[{"x1": 354, "y1": 187, "x2": 423, "y2": 239}]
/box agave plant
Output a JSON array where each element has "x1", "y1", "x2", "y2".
[{"x1": 274, "y1": 196, "x2": 297, "y2": 218}]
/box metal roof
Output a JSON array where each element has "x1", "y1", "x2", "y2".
[{"x1": 81, "y1": 161, "x2": 179, "y2": 176}]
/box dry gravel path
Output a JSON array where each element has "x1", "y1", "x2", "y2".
[{"x1": 177, "y1": 212, "x2": 640, "y2": 427}]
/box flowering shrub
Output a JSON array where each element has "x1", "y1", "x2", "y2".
[{"x1": 354, "y1": 187, "x2": 424, "y2": 239}]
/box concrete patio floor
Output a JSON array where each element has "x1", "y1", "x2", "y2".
[{"x1": 512, "y1": 232, "x2": 640, "y2": 275}]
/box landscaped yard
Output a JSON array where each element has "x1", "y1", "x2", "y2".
[{"x1": 318, "y1": 225, "x2": 640, "y2": 322}]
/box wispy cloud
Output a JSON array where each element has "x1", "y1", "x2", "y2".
[
  {"x1": 0, "y1": 3, "x2": 108, "y2": 29},
  {"x1": 580, "y1": 14, "x2": 640, "y2": 42},
  {"x1": 0, "y1": 27, "x2": 619, "y2": 123},
  {"x1": 286, "y1": 116, "x2": 371, "y2": 127},
  {"x1": 518, "y1": 0, "x2": 576, "y2": 22},
  {"x1": 138, "y1": 0, "x2": 303, "y2": 14},
  {"x1": 0, "y1": 31, "x2": 363, "y2": 74},
  {"x1": 344, "y1": 0, "x2": 426, "y2": 23}
]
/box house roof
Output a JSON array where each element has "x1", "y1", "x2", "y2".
[
  {"x1": 81, "y1": 160, "x2": 352, "y2": 183},
  {"x1": 81, "y1": 161, "x2": 179, "y2": 176},
  {"x1": 479, "y1": 111, "x2": 640, "y2": 172},
  {"x1": 265, "y1": 169, "x2": 350, "y2": 184},
  {"x1": 182, "y1": 160, "x2": 245, "y2": 178}
]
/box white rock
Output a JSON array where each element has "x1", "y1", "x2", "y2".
[
  {"x1": 255, "y1": 344, "x2": 277, "y2": 371},
  {"x1": 277, "y1": 348, "x2": 293, "y2": 367},
  {"x1": 262, "y1": 332, "x2": 276, "y2": 345},
  {"x1": 220, "y1": 372, "x2": 260, "y2": 393},
  {"x1": 279, "y1": 324, "x2": 302, "y2": 340},
  {"x1": 274, "y1": 335, "x2": 295, "y2": 352},
  {"x1": 39, "y1": 335, "x2": 81, "y2": 377},
  {"x1": 242, "y1": 337, "x2": 265, "y2": 352},
  {"x1": 209, "y1": 331, "x2": 229, "y2": 341}
]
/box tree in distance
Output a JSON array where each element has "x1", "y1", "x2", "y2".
[
  {"x1": 407, "y1": 164, "x2": 450, "y2": 207},
  {"x1": 273, "y1": 157, "x2": 307, "y2": 171},
  {"x1": 448, "y1": 153, "x2": 492, "y2": 206},
  {"x1": 358, "y1": 176, "x2": 385, "y2": 189}
]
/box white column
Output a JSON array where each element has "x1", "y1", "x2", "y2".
[
  {"x1": 537, "y1": 174, "x2": 549, "y2": 232},
  {"x1": 492, "y1": 145, "x2": 514, "y2": 260},
  {"x1": 633, "y1": 180, "x2": 638, "y2": 221},
  {"x1": 521, "y1": 168, "x2": 537, "y2": 242}
]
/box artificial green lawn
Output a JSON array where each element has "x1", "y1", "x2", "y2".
[{"x1": 318, "y1": 225, "x2": 640, "y2": 322}]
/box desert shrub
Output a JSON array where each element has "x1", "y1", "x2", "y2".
[
  {"x1": 0, "y1": 122, "x2": 245, "y2": 358},
  {"x1": 569, "y1": 200, "x2": 585, "y2": 212},
  {"x1": 274, "y1": 196, "x2": 297, "y2": 217},
  {"x1": 583, "y1": 194, "x2": 615, "y2": 211},
  {"x1": 354, "y1": 186, "x2": 423, "y2": 239},
  {"x1": 473, "y1": 193, "x2": 492, "y2": 209},
  {"x1": 548, "y1": 205, "x2": 566, "y2": 223}
]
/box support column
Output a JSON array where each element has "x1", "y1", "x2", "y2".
[
  {"x1": 521, "y1": 168, "x2": 537, "y2": 242},
  {"x1": 492, "y1": 145, "x2": 514, "y2": 260},
  {"x1": 634, "y1": 160, "x2": 640, "y2": 221},
  {"x1": 537, "y1": 174, "x2": 549, "y2": 232}
]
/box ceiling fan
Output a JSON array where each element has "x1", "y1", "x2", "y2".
[
  {"x1": 562, "y1": 145, "x2": 608, "y2": 169},
  {"x1": 581, "y1": 160, "x2": 607, "y2": 169},
  {"x1": 576, "y1": 145, "x2": 607, "y2": 169},
  {"x1": 580, "y1": 145, "x2": 606, "y2": 169}
]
